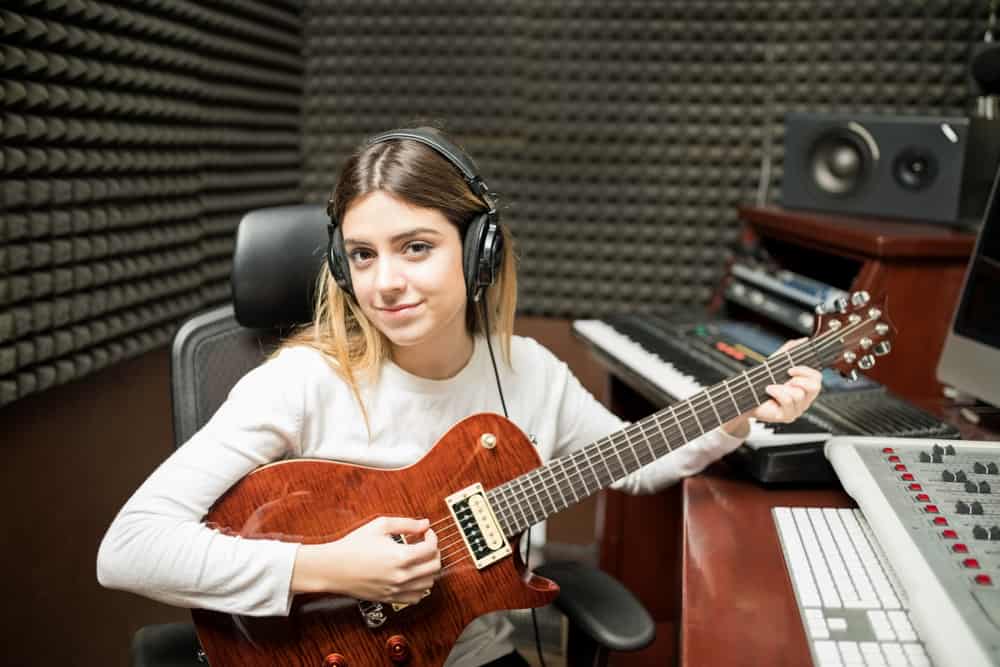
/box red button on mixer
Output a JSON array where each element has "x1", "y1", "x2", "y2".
[
  {"x1": 916, "y1": 494, "x2": 930, "y2": 502},
  {"x1": 924, "y1": 505, "x2": 939, "y2": 513},
  {"x1": 895, "y1": 464, "x2": 907, "y2": 472},
  {"x1": 901, "y1": 474, "x2": 914, "y2": 481},
  {"x1": 976, "y1": 574, "x2": 993, "y2": 585},
  {"x1": 934, "y1": 517, "x2": 948, "y2": 525},
  {"x1": 888, "y1": 455, "x2": 901, "y2": 462},
  {"x1": 964, "y1": 558, "x2": 981, "y2": 569},
  {"x1": 909, "y1": 484, "x2": 923, "y2": 491},
  {"x1": 883, "y1": 448, "x2": 895, "y2": 453},
  {"x1": 942, "y1": 529, "x2": 958, "y2": 539},
  {"x1": 953, "y1": 543, "x2": 969, "y2": 553}
]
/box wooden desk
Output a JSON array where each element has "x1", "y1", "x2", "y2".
[
  {"x1": 680, "y1": 469, "x2": 850, "y2": 667},
  {"x1": 595, "y1": 368, "x2": 1000, "y2": 666},
  {"x1": 678, "y1": 399, "x2": 998, "y2": 667}
]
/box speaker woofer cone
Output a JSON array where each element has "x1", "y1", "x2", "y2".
[{"x1": 807, "y1": 128, "x2": 874, "y2": 197}]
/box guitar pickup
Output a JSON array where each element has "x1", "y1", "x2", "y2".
[{"x1": 446, "y1": 483, "x2": 511, "y2": 569}]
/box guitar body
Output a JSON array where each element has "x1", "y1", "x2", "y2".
[{"x1": 193, "y1": 412, "x2": 558, "y2": 667}]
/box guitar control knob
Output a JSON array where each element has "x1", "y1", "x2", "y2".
[
  {"x1": 386, "y1": 635, "x2": 411, "y2": 663},
  {"x1": 324, "y1": 653, "x2": 348, "y2": 667}
]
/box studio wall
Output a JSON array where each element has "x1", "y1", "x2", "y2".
[
  {"x1": 1, "y1": 0, "x2": 303, "y2": 409},
  {"x1": 300, "y1": 0, "x2": 984, "y2": 318}
]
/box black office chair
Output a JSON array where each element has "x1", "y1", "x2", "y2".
[{"x1": 132, "y1": 205, "x2": 654, "y2": 667}]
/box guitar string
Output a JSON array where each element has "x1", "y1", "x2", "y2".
[
  {"x1": 478, "y1": 314, "x2": 879, "y2": 534},
  {"x1": 429, "y1": 316, "x2": 878, "y2": 564},
  {"x1": 427, "y1": 315, "x2": 880, "y2": 564},
  {"x1": 418, "y1": 315, "x2": 882, "y2": 568}
]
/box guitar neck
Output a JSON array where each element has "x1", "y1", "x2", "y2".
[{"x1": 488, "y1": 340, "x2": 824, "y2": 536}]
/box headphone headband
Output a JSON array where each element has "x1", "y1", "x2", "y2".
[
  {"x1": 326, "y1": 128, "x2": 503, "y2": 305},
  {"x1": 365, "y1": 128, "x2": 497, "y2": 216}
]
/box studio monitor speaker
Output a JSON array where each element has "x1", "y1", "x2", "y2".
[{"x1": 782, "y1": 112, "x2": 1000, "y2": 226}]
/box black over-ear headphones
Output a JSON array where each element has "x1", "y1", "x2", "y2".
[{"x1": 326, "y1": 128, "x2": 503, "y2": 304}]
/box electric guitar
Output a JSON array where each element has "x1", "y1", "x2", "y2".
[{"x1": 193, "y1": 291, "x2": 893, "y2": 666}]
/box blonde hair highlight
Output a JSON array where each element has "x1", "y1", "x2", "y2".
[{"x1": 277, "y1": 133, "x2": 517, "y2": 437}]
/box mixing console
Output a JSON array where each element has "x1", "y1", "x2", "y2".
[{"x1": 777, "y1": 437, "x2": 1000, "y2": 666}]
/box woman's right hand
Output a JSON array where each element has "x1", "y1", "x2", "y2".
[{"x1": 292, "y1": 516, "x2": 441, "y2": 604}]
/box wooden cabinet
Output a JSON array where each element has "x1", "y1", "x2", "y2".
[{"x1": 736, "y1": 205, "x2": 976, "y2": 400}]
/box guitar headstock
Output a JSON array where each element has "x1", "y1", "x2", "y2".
[{"x1": 811, "y1": 291, "x2": 895, "y2": 381}]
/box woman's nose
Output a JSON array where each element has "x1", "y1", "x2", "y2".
[{"x1": 374, "y1": 256, "x2": 406, "y2": 292}]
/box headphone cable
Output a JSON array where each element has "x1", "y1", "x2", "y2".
[{"x1": 479, "y1": 297, "x2": 546, "y2": 667}]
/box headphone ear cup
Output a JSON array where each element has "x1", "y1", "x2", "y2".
[
  {"x1": 327, "y1": 223, "x2": 354, "y2": 297},
  {"x1": 463, "y1": 213, "x2": 489, "y2": 302}
]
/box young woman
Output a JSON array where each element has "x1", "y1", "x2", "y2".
[{"x1": 98, "y1": 127, "x2": 822, "y2": 667}]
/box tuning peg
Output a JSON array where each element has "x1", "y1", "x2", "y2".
[
  {"x1": 858, "y1": 355, "x2": 875, "y2": 370},
  {"x1": 846, "y1": 369, "x2": 859, "y2": 382},
  {"x1": 814, "y1": 302, "x2": 827, "y2": 315},
  {"x1": 850, "y1": 291, "x2": 870, "y2": 306},
  {"x1": 874, "y1": 341, "x2": 891, "y2": 356},
  {"x1": 835, "y1": 297, "x2": 849, "y2": 313}
]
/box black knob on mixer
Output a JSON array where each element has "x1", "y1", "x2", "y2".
[
  {"x1": 972, "y1": 501, "x2": 985, "y2": 515},
  {"x1": 943, "y1": 470, "x2": 956, "y2": 482},
  {"x1": 956, "y1": 500, "x2": 971, "y2": 514},
  {"x1": 974, "y1": 462, "x2": 987, "y2": 474},
  {"x1": 956, "y1": 471, "x2": 969, "y2": 483}
]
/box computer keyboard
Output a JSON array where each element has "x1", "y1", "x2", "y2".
[
  {"x1": 773, "y1": 507, "x2": 932, "y2": 666},
  {"x1": 774, "y1": 436, "x2": 1000, "y2": 667}
]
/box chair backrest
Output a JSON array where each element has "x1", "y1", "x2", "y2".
[{"x1": 169, "y1": 204, "x2": 327, "y2": 447}]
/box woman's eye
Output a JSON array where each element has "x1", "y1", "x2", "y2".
[
  {"x1": 405, "y1": 242, "x2": 432, "y2": 256},
  {"x1": 348, "y1": 248, "x2": 373, "y2": 264}
]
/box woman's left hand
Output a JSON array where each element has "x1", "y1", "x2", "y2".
[{"x1": 721, "y1": 338, "x2": 824, "y2": 439}]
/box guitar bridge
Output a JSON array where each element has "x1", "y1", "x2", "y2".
[{"x1": 446, "y1": 483, "x2": 511, "y2": 569}]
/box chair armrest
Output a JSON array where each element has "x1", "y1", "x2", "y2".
[
  {"x1": 535, "y1": 561, "x2": 655, "y2": 652},
  {"x1": 131, "y1": 622, "x2": 203, "y2": 667}
]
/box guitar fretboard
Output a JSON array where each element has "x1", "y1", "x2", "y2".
[{"x1": 486, "y1": 338, "x2": 827, "y2": 536}]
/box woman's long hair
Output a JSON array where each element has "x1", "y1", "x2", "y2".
[{"x1": 278, "y1": 129, "x2": 517, "y2": 435}]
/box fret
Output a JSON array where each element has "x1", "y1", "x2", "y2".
[
  {"x1": 596, "y1": 439, "x2": 616, "y2": 483},
  {"x1": 687, "y1": 400, "x2": 706, "y2": 436},
  {"x1": 509, "y1": 479, "x2": 532, "y2": 529},
  {"x1": 577, "y1": 446, "x2": 600, "y2": 495},
  {"x1": 527, "y1": 469, "x2": 555, "y2": 519},
  {"x1": 640, "y1": 418, "x2": 659, "y2": 460},
  {"x1": 764, "y1": 359, "x2": 778, "y2": 385},
  {"x1": 743, "y1": 370, "x2": 761, "y2": 404},
  {"x1": 652, "y1": 414, "x2": 673, "y2": 455},
  {"x1": 549, "y1": 461, "x2": 570, "y2": 511},
  {"x1": 589, "y1": 443, "x2": 614, "y2": 488},
  {"x1": 621, "y1": 426, "x2": 643, "y2": 469},
  {"x1": 785, "y1": 350, "x2": 798, "y2": 374},
  {"x1": 538, "y1": 467, "x2": 560, "y2": 515},
  {"x1": 670, "y1": 406, "x2": 688, "y2": 442},
  {"x1": 560, "y1": 456, "x2": 582, "y2": 503},
  {"x1": 610, "y1": 435, "x2": 628, "y2": 478},
  {"x1": 705, "y1": 386, "x2": 723, "y2": 425},
  {"x1": 723, "y1": 378, "x2": 741, "y2": 414}
]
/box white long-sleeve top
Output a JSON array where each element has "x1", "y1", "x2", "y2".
[{"x1": 98, "y1": 334, "x2": 743, "y2": 666}]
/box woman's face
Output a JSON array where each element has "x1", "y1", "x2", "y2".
[{"x1": 341, "y1": 190, "x2": 469, "y2": 352}]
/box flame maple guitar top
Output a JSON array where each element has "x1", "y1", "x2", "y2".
[{"x1": 193, "y1": 412, "x2": 559, "y2": 667}]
